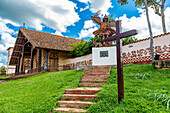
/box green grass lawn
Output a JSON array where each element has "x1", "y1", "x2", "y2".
[
  {"x1": 88, "y1": 64, "x2": 170, "y2": 113},
  {"x1": 0, "y1": 70, "x2": 84, "y2": 113},
  {"x1": 0, "y1": 75, "x2": 12, "y2": 79},
  {"x1": 0, "y1": 64, "x2": 169, "y2": 113}
]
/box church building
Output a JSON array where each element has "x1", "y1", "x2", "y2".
[{"x1": 8, "y1": 28, "x2": 81, "y2": 75}]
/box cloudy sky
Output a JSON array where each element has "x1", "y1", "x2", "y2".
[{"x1": 0, "y1": 0, "x2": 170, "y2": 67}]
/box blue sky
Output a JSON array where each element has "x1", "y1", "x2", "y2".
[{"x1": 0, "y1": 0, "x2": 170, "y2": 66}]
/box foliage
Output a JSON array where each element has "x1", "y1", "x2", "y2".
[
  {"x1": 1, "y1": 66, "x2": 6, "y2": 75},
  {"x1": 122, "y1": 36, "x2": 138, "y2": 45},
  {"x1": 87, "y1": 64, "x2": 170, "y2": 112},
  {"x1": 0, "y1": 70, "x2": 84, "y2": 113},
  {"x1": 117, "y1": 0, "x2": 167, "y2": 33},
  {"x1": 69, "y1": 36, "x2": 102, "y2": 57}
]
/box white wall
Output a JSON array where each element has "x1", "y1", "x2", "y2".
[
  {"x1": 6, "y1": 47, "x2": 15, "y2": 75},
  {"x1": 92, "y1": 46, "x2": 117, "y2": 66},
  {"x1": 63, "y1": 54, "x2": 92, "y2": 69},
  {"x1": 122, "y1": 34, "x2": 170, "y2": 64}
]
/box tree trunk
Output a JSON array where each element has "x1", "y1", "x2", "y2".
[
  {"x1": 161, "y1": 6, "x2": 167, "y2": 33},
  {"x1": 144, "y1": 0, "x2": 154, "y2": 63}
]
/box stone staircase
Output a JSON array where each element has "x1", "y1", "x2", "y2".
[{"x1": 52, "y1": 67, "x2": 110, "y2": 113}]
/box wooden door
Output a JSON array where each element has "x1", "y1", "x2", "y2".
[{"x1": 49, "y1": 51, "x2": 59, "y2": 71}]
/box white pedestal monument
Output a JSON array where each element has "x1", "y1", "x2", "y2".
[{"x1": 92, "y1": 46, "x2": 117, "y2": 66}]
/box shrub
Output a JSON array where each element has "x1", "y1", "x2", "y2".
[{"x1": 69, "y1": 36, "x2": 102, "y2": 57}]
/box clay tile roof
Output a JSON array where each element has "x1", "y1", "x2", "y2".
[{"x1": 20, "y1": 28, "x2": 81, "y2": 51}]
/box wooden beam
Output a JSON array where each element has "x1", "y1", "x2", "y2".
[
  {"x1": 103, "y1": 30, "x2": 138, "y2": 42},
  {"x1": 12, "y1": 56, "x2": 19, "y2": 58},
  {"x1": 115, "y1": 21, "x2": 124, "y2": 103},
  {"x1": 15, "y1": 44, "x2": 23, "y2": 47},
  {"x1": 18, "y1": 36, "x2": 25, "y2": 39},
  {"x1": 13, "y1": 51, "x2": 22, "y2": 53}
]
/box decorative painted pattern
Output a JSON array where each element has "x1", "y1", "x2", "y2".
[{"x1": 123, "y1": 44, "x2": 170, "y2": 64}]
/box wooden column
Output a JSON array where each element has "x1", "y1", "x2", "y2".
[
  {"x1": 20, "y1": 46, "x2": 25, "y2": 74},
  {"x1": 30, "y1": 47, "x2": 34, "y2": 73},
  {"x1": 15, "y1": 65, "x2": 18, "y2": 75},
  {"x1": 37, "y1": 49, "x2": 42, "y2": 72},
  {"x1": 15, "y1": 55, "x2": 21, "y2": 75},
  {"x1": 44, "y1": 49, "x2": 48, "y2": 72}
]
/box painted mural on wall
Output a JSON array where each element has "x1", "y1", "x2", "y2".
[
  {"x1": 64, "y1": 60, "x2": 92, "y2": 70},
  {"x1": 123, "y1": 44, "x2": 170, "y2": 64}
]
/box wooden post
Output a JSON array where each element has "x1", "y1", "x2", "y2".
[
  {"x1": 20, "y1": 46, "x2": 25, "y2": 74},
  {"x1": 15, "y1": 65, "x2": 18, "y2": 75},
  {"x1": 37, "y1": 49, "x2": 42, "y2": 72},
  {"x1": 116, "y1": 21, "x2": 124, "y2": 102},
  {"x1": 30, "y1": 47, "x2": 34, "y2": 73},
  {"x1": 15, "y1": 56, "x2": 21, "y2": 75},
  {"x1": 44, "y1": 49, "x2": 48, "y2": 72}
]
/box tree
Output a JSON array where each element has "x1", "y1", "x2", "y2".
[
  {"x1": 144, "y1": 0, "x2": 154, "y2": 63},
  {"x1": 1, "y1": 66, "x2": 6, "y2": 75},
  {"x1": 118, "y1": 0, "x2": 155, "y2": 63},
  {"x1": 118, "y1": 0, "x2": 167, "y2": 33},
  {"x1": 122, "y1": 36, "x2": 138, "y2": 45},
  {"x1": 69, "y1": 37, "x2": 102, "y2": 57}
]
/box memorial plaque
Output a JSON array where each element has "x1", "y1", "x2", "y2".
[{"x1": 100, "y1": 51, "x2": 108, "y2": 57}]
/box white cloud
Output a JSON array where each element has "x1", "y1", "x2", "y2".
[
  {"x1": 54, "y1": 31, "x2": 63, "y2": 36},
  {"x1": 0, "y1": 63, "x2": 4, "y2": 67},
  {"x1": 78, "y1": 0, "x2": 113, "y2": 15},
  {"x1": 117, "y1": 7, "x2": 170, "y2": 39},
  {"x1": 0, "y1": 21, "x2": 15, "y2": 34},
  {"x1": 79, "y1": 20, "x2": 98, "y2": 39},
  {"x1": 0, "y1": 33, "x2": 16, "y2": 54},
  {"x1": 83, "y1": 20, "x2": 96, "y2": 29},
  {"x1": 0, "y1": 0, "x2": 80, "y2": 32},
  {"x1": 0, "y1": 53, "x2": 8, "y2": 67},
  {"x1": 80, "y1": 5, "x2": 89, "y2": 12},
  {"x1": 79, "y1": 27, "x2": 98, "y2": 39}
]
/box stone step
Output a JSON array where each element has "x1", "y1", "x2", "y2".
[
  {"x1": 61, "y1": 94, "x2": 96, "y2": 101},
  {"x1": 57, "y1": 101, "x2": 94, "y2": 108},
  {"x1": 52, "y1": 108, "x2": 86, "y2": 113},
  {"x1": 85, "y1": 68, "x2": 110, "y2": 71},
  {"x1": 83, "y1": 74, "x2": 109, "y2": 77},
  {"x1": 85, "y1": 70, "x2": 110, "y2": 73},
  {"x1": 81, "y1": 76, "x2": 108, "y2": 81},
  {"x1": 79, "y1": 83, "x2": 104, "y2": 87},
  {"x1": 65, "y1": 88, "x2": 100, "y2": 95},
  {"x1": 93, "y1": 66, "x2": 110, "y2": 69},
  {"x1": 80, "y1": 79, "x2": 107, "y2": 83},
  {"x1": 85, "y1": 72, "x2": 110, "y2": 75}
]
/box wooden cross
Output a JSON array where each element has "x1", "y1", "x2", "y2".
[{"x1": 103, "y1": 20, "x2": 138, "y2": 102}]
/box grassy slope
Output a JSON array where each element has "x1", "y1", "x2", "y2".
[
  {"x1": 0, "y1": 70, "x2": 84, "y2": 113},
  {"x1": 0, "y1": 64, "x2": 169, "y2": 113},
  {"x1": 0, "y1": 75, "x2": 12, "y2": 79},
  {"x1": 88, "y1": 64, "x2": 170, "y2": 113}
]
